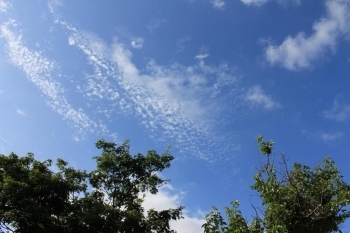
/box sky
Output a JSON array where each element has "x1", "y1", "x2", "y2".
[{"x1": 1, "y1": 0, "x2": 350, "y2": 232}]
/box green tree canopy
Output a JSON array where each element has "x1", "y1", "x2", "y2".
[
  {"x1": 203, "y1": 136, "x2": 350, "y2": 233},
  {"x1": 0, "y1": 139, "x2": 183, "y2": 233}
]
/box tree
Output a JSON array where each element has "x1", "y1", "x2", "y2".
[
  {"x1": 0, "y1": 139, "x2": 183, "y2": 233},
  {"x1": 203, "y1": 136, "x2": 350, "y2": 233}
]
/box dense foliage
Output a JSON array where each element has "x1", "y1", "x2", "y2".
[
  {"x1": 0, "y1": 139, "x2": 183, "y2": 233},
  {"x1": 203, "y1": 136, "x2": 350, "y2": 233}
]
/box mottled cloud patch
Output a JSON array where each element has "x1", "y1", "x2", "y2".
[
  {"x1": 0, "y1": 19, "x2": 104, "y2": 139},
  {"x1": 61, "y1": 22, "x2": 239, "y2": 162},
  {"x1": 210, "y1": 0, "x2": 226, "y2": 10},
  {"x1": 265, "y1": 0, "x2": 350, "y2": 70},
  {"x1": 45, "y1": 2, "x2": 241, "y2": 164},
  {"x1": 323, "y1": 100, "x2": 350, "y2": 121},
  {"x1": 0, "y1": 0, "x2": 10, "y2": 13},
  {"x1": 245, "y1": 85, "x2": 280, "y2": 110}
]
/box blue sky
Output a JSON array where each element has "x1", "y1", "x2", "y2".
[{"x1": 1, "y1": 0, "x2": 350, "y2": 232}]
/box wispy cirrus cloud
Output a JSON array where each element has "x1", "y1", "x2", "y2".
[
  {"x1": 241, "y1": 0, "x2": 300, "y2": 6},
  {"x1": 14, "y1": 106, "x2": 28, "y2": 117},
  {"x1": 52, "y1": 15, "x2": 239, "y2": 162},
  {"x1": 46, "y1": 1, "x2": 264, "y2": 168},
  {"x1": 241, "y1": 0, "x2": 269, "y2": 6},
  {"x1": 195, "y1": 53, "x2": 210, "y2": 59},
  {"x1": 320, "y1": 131, "x2": 343, "y2": 141},
  {"x1": 323, "y1": 100, "x2": 350, "y2": 121},
  {"x1": 302, "y1": 129, "x2": 344, "y2": 142},
  {"x1": 146, "y1": 18, "x2": 168, "y2": 33},
  {"x1": 176, "y1": 35, "x2": 191, "y2": 53},
  {"x1": 0, "y1": 19, "x2": 105, "y2": 139},
  {"x1": 245, "y1": 85, "x2": 280, "y2": 110},
  {"x1": 265, "y1": 0, "x2": 350, "y2": 70},
  {"x1": 210, "y1": 0, "x2": 226, "y2": 10}
]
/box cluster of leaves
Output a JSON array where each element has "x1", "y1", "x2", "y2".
[
  {"x1": 0, "y1": 140, "x2": 183, "y2": 233},
  {"x1": 202, "y1": 201, "x2": 264, "y2": 233},
  {"x1": 203, "y1": 136, "x2": 350, "y2": 233}
]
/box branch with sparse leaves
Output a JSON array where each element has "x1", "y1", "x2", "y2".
[{"x1": 202, "y1": 136, "x2": 350, "y2": 233}]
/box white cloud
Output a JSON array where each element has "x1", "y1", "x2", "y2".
[
  {"x1": 17, "y1": 109, "x2": 26, "y2": 116},
  {"x1": 245, "y1": 85, "x2": 280, "y2": 110},
  {"x1": 15, "y1": 107, "x2": 27, "y2": 117},
  {"x1": 195, "y1": 53, "x2": 210, "y2": 67},
  {"x1": 0, "y1": 20, "x2": 104, "y2": 138},
  {"x1": 265, "y1": 0, "x2": 350, "y2": 70},
  {"x1": 143, "y1": 185, "x2": 205, "y2": 233},
  {"x1": 323, "y1": 100, "x2": 350, "y2": 121},
  {"x1": 241, "y1": 0, "x2": 300, "y2": 6},
  {"x1": 171, "y1": 215, "x2": 205, "y2": 233},
  {"x1": 195, "y1": 53, "x2": 210, "y2": 59},
  {"x1": 302, "y1": 129, "x2": 344, "y2": 142},
  {"x1": 142, "y1": 185, "x2": 181, "y2": 211},
  {"x1": 210, "y1": 0, "x2": 226, "y2": 10},
  {"x1": 130, "y1": 37, "x2": 144, "y2": 49},
  {"x1": 321, "y1": 131, "x2": 343, "y2": 141},
  {"x1": 0, "y1": 0, "x2": 10, "y2": 13},
  {"x1": 241, "y1": 0, "x2": 269, "y2": 5}
]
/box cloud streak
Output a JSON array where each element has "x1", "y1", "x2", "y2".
[
  {"x1": 302, "y1": 129, "x2": 344, "y2": 142},
  {"x1": 245, "y1": 86, "x2": 280, "y2": 110},
  {"x1": 323, "y1": 100, "x2": 350, "y2": 121},
  {"x1": 1, "y1": 19, "x2": 105, "y2": 139},
  {"x1": 241, "y1": 0, "x2": 300, "y2": 6},
  {"x1": 320, "y1": 131, "x2": 343, "y2": 141},
  {"x1": 14, "y1": 106, "x2": 28, "y2": 117},
  {"x1": 265, "y1": 0, "x2": 350, "y2": 70}
]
